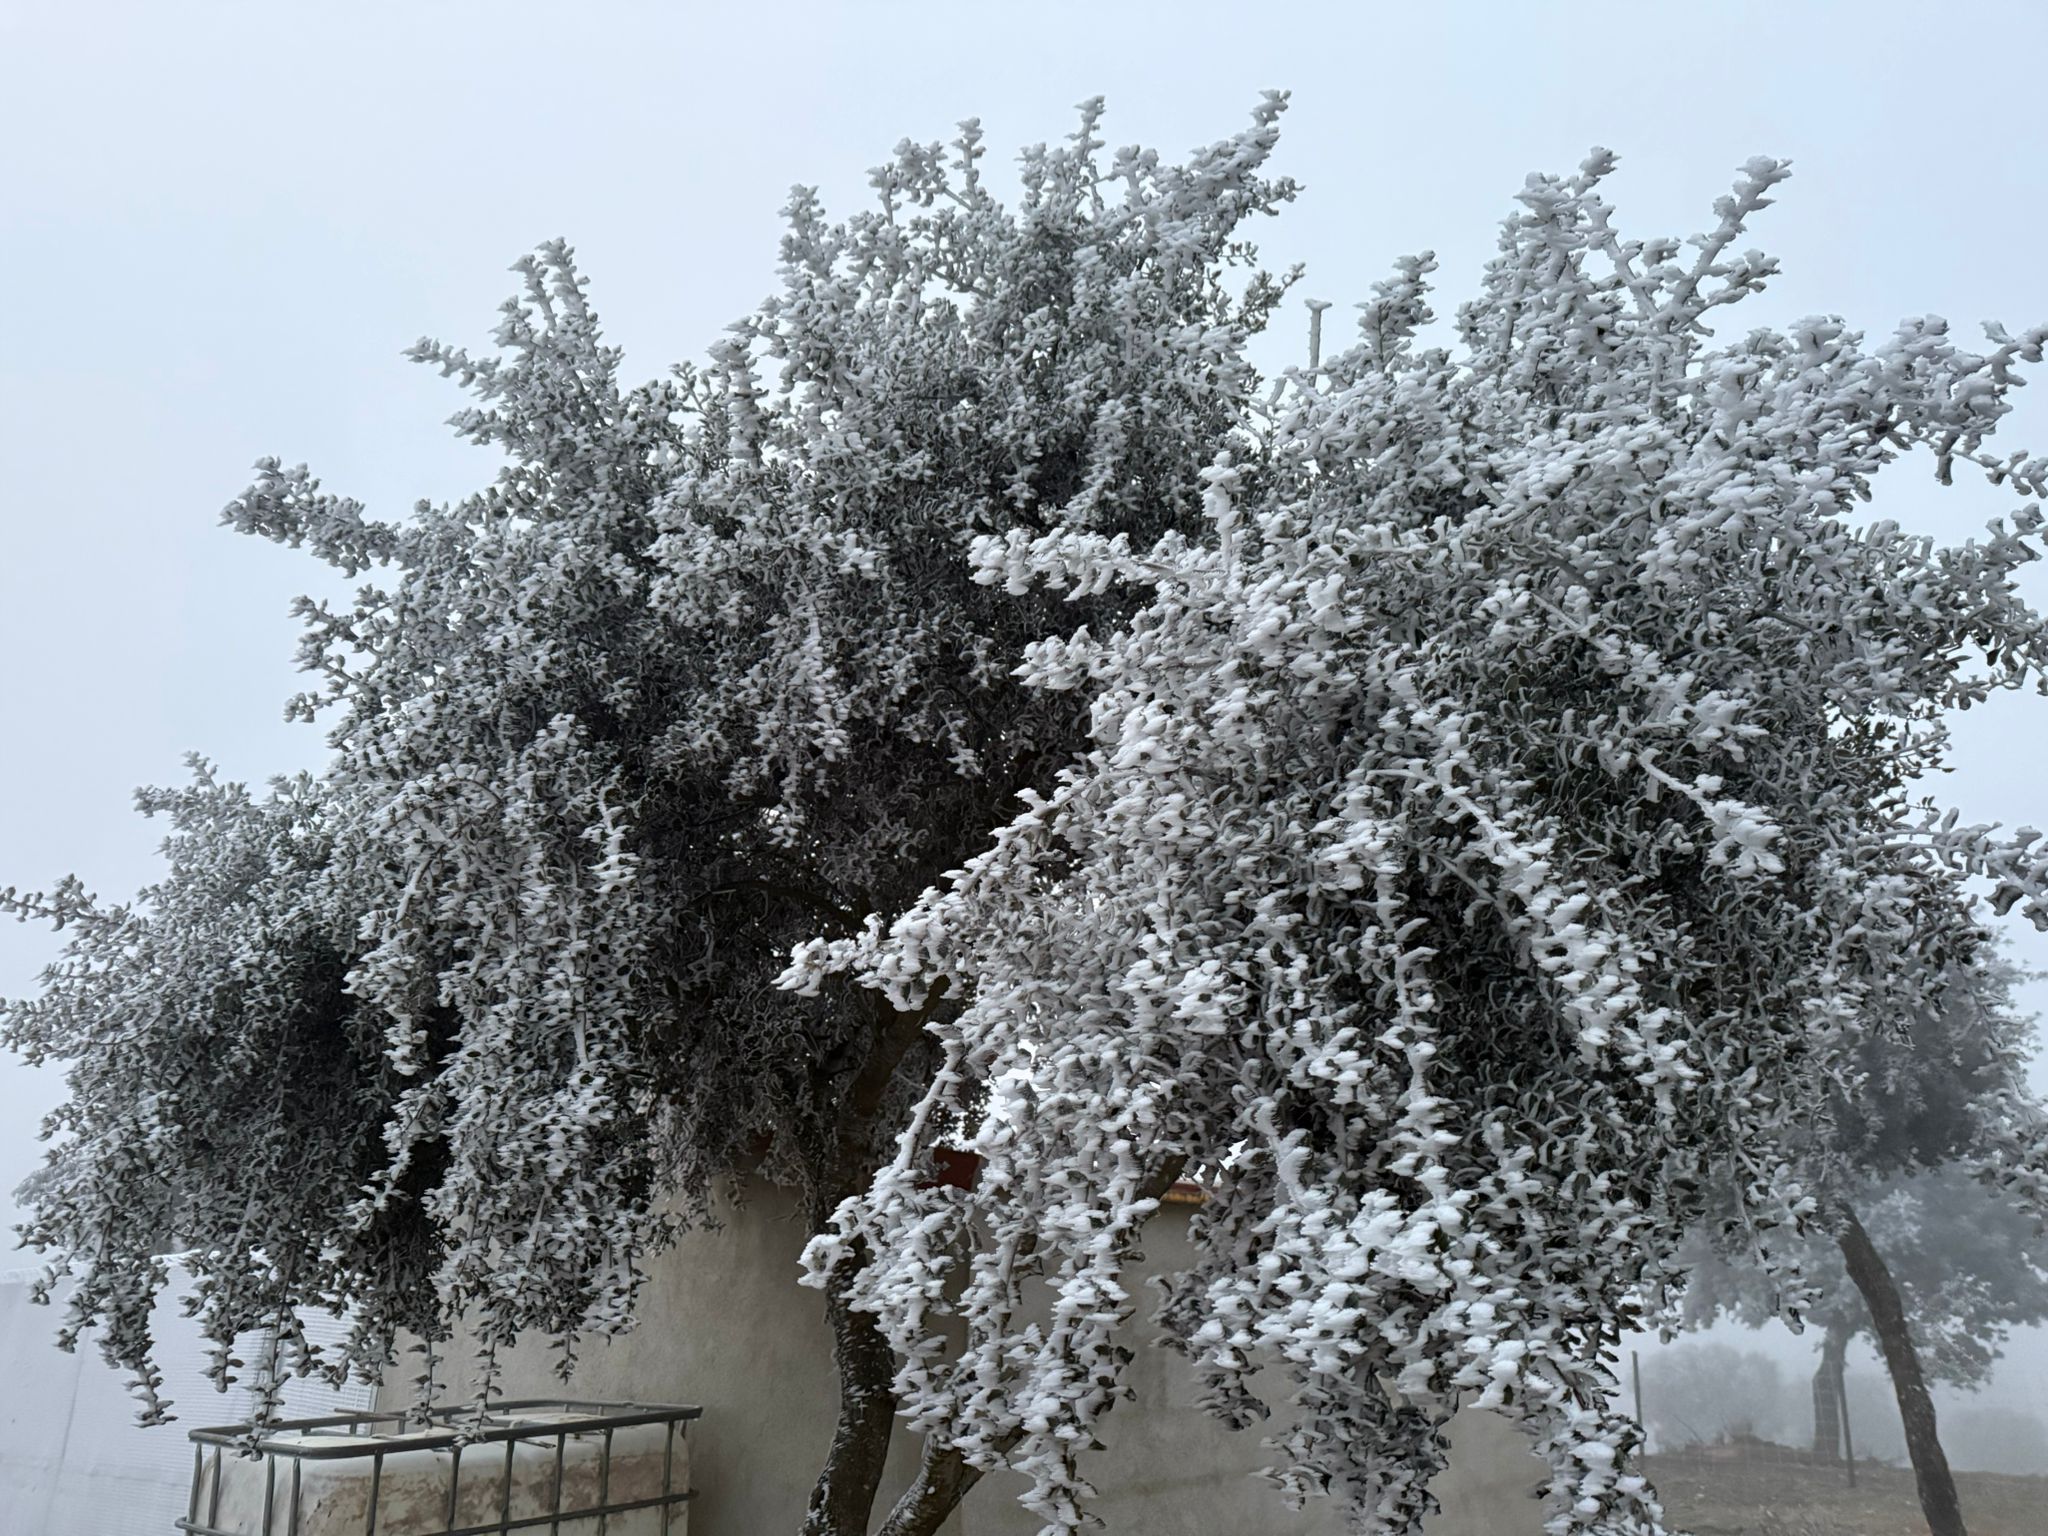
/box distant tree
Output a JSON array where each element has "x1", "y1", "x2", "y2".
[
  {"x1": 1682, "y1": 1168, "x2": 2048, "y2": 1454},
  {"x1": 1637, "y1": 1343, "x2": 1797, "y2": 1450},
  {"x1": 1679, "y1": 959, "x2": 2048, "y2": 1531}
]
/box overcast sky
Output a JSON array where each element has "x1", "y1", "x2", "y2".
[{"x1": 3, "y1": 0, "x2": 2046, "y2": 1367}]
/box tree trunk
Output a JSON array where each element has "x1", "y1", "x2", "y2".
[
  {"x1": 873, "y1": 1440, "x2": 996, "y2": 1536},
  {"x1": 1811, "y1": 1326, "x2": 1846, "y2": 1463},
  {"x1": 792, "y1": 1153, "x2": 1186, "y2": 1536},
  {"x1": 1839, "y1": 1344, "x2": 1857, "y2": 1490},
  {"x1": 1836, "y1": 1202, "x2": 1965, "y2": 1536},
  {"x1": 798, "y1": 1242, "x2": 900, "y2": 1536},
  {"x1": 798, "y1": 989, "x2": 942, "y2": 1535}
]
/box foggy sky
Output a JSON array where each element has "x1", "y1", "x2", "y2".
[{"x1": 3, "y1": 0, "x2": 2045, "y2": 1402}]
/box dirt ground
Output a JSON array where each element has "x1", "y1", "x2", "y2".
[{"x1": 1645, "y1": 1451, "x2": 2048, "y2": 1536}]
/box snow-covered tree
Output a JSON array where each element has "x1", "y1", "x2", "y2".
[
  {"x1": 2, "y1": 99, "x2": 1297, "y2": 1536},
  {"x1": 791, "y1": 151, "x2": 2048, "y2": 1534},
  {"x1": 11, "y1": 97, "x2": 2048, "y2": 1536}
]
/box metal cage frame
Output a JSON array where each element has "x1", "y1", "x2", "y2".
[{"x1": 179, "y1": 1399, "x2": 702, "y2": 1536}]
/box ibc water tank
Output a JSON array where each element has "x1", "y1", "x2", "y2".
[{"x1": 182, "y1": 1400, "x2": 698, "y2": 1536}]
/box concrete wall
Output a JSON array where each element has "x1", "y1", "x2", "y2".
[{"x1": 402, "y1": 1184, "x2": 1550, "y2": 1535}]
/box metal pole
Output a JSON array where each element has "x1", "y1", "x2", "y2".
[
  {"x1": 1632, "y1": 1349, "x2": 1645, "y2": 1443},
  {"x1": 550, "y1": 1433, "x2": 565, "y2": 1536},
  {"x1": 661, "y1": 1422, "x2": 676, "y2": 1536},
  {"x1": 446, "y1": 1444, "x2": 464, "y2": 1530},
  {"x1": 1839, "y1": 1364, "x2": 1857, "y2": 1489},
  {"x1": 365, "y1": 1453, "x2": 383, "y2": 1536},
  {"x1": 1307, "y1": 299, "x2": 1332, "y2": 371}
]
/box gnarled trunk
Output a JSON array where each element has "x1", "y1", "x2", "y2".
[
  {"x1": 799, "y1": 1248, "x2": 901, "y2": 1536},
  {"x1": 799, "y1": 992, "x2": 945, "y2": 1535},
  {"x1": 1836, "y1": 1202, "x2": 1964, "y2": 1536}
]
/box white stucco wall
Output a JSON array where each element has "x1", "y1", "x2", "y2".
[
  {"x1": 398, "y1": 1183, "x2": 1551, "y2": 1536},
  {"x1": 0, "y1": 1199, "x2": 1554, "y2": 1536}
]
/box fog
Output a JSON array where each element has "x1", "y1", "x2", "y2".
[{"x1": 3, "y1": 0, "x2": 2046, "y2": 1506}]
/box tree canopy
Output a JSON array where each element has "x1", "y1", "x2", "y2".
[
  {"x1": 1, "y1": 98, "x2": 1296, "y2": 1443},
  {"x1": 791, "y1": 150, "x2": 2048, "y2": 1532},
  {"x1": 1682, "y1": 952, "x2": 2048, "y2": 1393}
]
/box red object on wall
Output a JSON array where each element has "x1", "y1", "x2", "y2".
[
  {"x1": 916, "y1": 1148, "x2": 1207, "y2": 1205},
  {"x1": 926, "y1": 1147, "x2": 980, "y2": 1191}
]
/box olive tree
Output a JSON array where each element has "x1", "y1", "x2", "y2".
[
  {"x1": 1678, "y1": 957, "x2": 2048, "y2": 1534},
  {"x1": 11, "y1": 102, "x2": 2048, "y2": 1536},
  {"x1": 2, "y1": 98, "x2": 1297, "y2": 1536},
  {"x1": 793, "y1": 151, "x2": 2048, "y2": 1534}
]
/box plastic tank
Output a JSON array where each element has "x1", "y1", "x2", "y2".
[{"x1": 181, "y1": 1400, "x2": 698, "y2": 1535}]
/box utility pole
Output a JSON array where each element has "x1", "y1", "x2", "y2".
[
  {"x1": 1632, "y1": 1349, "x2": 1645, "y2": 1446},
  {"x1": 1307, "y1": 298, "x2": 1332, "y2": 371},
  {"x1": 1840, "y1": 1367, "x2": 1857, "y2": 1489}
]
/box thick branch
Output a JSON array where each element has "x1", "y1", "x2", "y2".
[
  {"x1": 845, "y1": 991, "x2": 945, "y2": 1124},
  {"x1": 801, "y1": 1238, "x2": 901, "y2": 1536}
]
